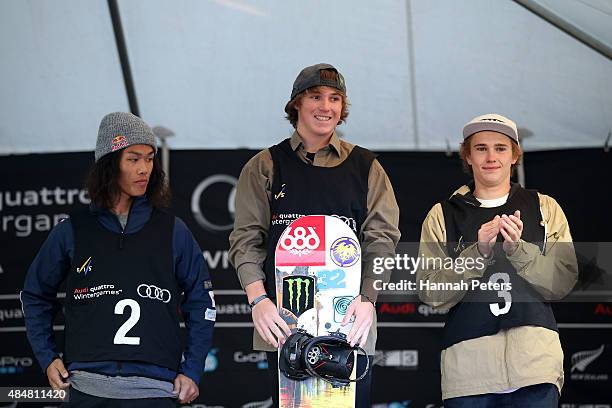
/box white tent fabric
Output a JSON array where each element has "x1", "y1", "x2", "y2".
[
  {"x1": 0, "y1": 0, "x2": 610, "y2": 154},
  {"x1": 412, "y1": 0, "x2": 612, "y2": 151},
  {"x1": 0, "y1": 0, "x2": 129, "y2": 155},
  {"x1": 524, "y1": 0, "x2": 612, "y2": 57}
]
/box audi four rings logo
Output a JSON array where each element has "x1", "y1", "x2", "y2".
[
  {"x1": 191, "y1": 174, "x2": 238, "y2": 232},
  {"x1": 137, "y1": 284, "x2": 171, "y2": 303}
]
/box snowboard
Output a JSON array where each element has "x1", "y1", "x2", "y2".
[{"x1": 275, "y1": 215, "x2": 361, "y2": 408}]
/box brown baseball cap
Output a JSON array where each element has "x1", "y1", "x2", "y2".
[{"x1": 284, "y1": 63, "x2": 346, "y2": 114}]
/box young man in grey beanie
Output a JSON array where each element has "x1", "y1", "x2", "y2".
[
  {"x1": 229, "y1": 63, "x2": 401, "y2": 407},
  {"x1": 416, "y1": 113, "x2": 577, "y2": 407},
  {"x1": 22, "y1": 112, "x2": 215, "y2": 406}
]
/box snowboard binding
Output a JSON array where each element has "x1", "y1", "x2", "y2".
[{"x1": 279, "y1": 329, "x2": 370, "y2": 388}]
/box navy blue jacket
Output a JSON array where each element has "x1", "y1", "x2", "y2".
[{"x1": 21, "y1": 196, "x2": 214, "y2": 384}]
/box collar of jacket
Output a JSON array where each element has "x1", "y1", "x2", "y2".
[
  {"x1": 289, "y1": 130, "x2": 341, "y2": 156},
  {"x1": 88, "y1": 195, "x2": 153, "y2": 234},
  {"x1": 450, "y1": 182, "x2": 521, "y2": 207}
]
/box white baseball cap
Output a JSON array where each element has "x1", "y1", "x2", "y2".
[{"x1": 463, "y1": 113, "x2": 519, "y2": 145}]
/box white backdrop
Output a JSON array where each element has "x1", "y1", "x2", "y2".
[{"x1": 0, "y1": 0, "x2": 611, "y2": 154}]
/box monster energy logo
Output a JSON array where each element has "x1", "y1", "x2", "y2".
[{"x1": 283, "y1": 276, "x2": 315, "y2": 315}]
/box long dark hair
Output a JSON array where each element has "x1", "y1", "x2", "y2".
[{"x1": 86, "y1": 150, "x2": 171, "y2": 210}]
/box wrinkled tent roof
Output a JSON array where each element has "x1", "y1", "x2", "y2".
[
  {"x1": 516, "y1": 0, "x2": 612, "y2": 59},
  {"x1": 0, "y1": 0, "x2": 610, "y2": 154}
]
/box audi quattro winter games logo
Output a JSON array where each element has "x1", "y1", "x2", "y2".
[
  {"x1": 276, "y1": 216, "x2": 325, "y2": 266},
  {"x1": 73, "y1": 284, "x2": 122, "y2": 300},
  {"x1": 330, "y1": 237, "x2": 360, "y2": 267}
]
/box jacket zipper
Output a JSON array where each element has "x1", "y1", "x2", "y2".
[{"x1": 116, "y1": 202, "x2": 133, "y2": 249}]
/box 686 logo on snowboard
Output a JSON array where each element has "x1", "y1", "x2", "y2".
[{"x1": 277, "y1": 216, "x2": 326, "y2": 266}]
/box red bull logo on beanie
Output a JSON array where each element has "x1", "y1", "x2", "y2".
[{"x1": 111, "y1": 135, "x2": 128, "y2": 152}]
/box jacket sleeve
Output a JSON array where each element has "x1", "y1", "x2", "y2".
[
  {"x1": 21, "y1": 218, "x2": 73, "y2": 371},
  {"x1": 507, "y1": 194, "x2": 578, "y2": 300},
  {"x1": 173, "y1": 217, "x2": 214, "y2": 385},
  {"x1": 228, "y1": 150, "x2": 272, "y2": 289},
  {"x1": 416, "y1": 203, "x2": 489, "y2": 309},
  {"x1": 360, "y1": 159, "x2": 401, "y2": 302}
]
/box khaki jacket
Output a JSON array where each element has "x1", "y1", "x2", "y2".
[
  {"x1": 417, "y1": 185, "x2": 578, "y2": 399},
  {"x1": 229, "y1": 132, "x2": 400, "y2": 354}
]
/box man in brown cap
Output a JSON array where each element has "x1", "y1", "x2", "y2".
[
  {"x1": 417, "y1": 113, "x2": 578, "y2": 407},
  {"x1": 229, "y1": 63, "x2": 400, "y2": 407}
]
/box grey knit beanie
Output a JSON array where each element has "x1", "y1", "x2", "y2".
[{"x1": 95, "y1": 112, "x2": 157, "y2": 162}]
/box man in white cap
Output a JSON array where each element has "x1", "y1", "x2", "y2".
[{"x1": 416, "y1": 113, "x2": 577, "y2": 406}]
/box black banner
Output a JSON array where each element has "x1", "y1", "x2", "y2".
[{"x1": 1, "y1": 148, "x2": 611, "y2": 407}]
